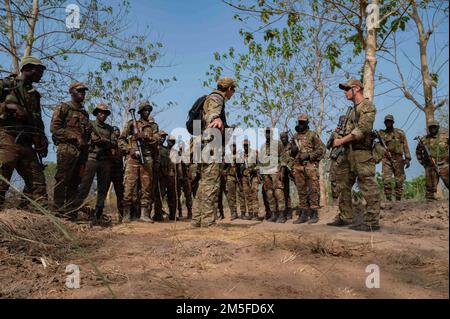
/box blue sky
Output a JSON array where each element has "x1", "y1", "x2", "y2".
[{"x1": 22, "y1": 0, "x2": 448, "y2": 179}]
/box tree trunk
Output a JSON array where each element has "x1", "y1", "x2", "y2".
[
  {"x1": 24, "y1": 0, "x2": 40, "y2": 57},
  {"x1": 362, "y1": 0, "x2": 378, "y2": 101},
  {"x1": 4, "y1": 0, "x2": 19, "y2": 73}
]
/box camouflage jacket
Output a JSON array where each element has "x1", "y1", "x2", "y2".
[
  {"x1": 0, "y1": 76, "x2": 46, "y2": 144},
  {"x1": 50, "y1": 101, "x2": 92, "y2": 148},
  {"x1": 379, "y1": 128, "x2": 411, "y2": 159},
  {"x1": 119, "y1": 116, "x2": 159, "y2": 157},
  {"x1": 280, "y1": 141, "x2": 295, "y2": 168},
  {"x1": 202, "y1": 90, "x2": 227, "y2": 128},
  {"x1": 224, "y1": 152, "x2": 244, "y2": 177},
  {"x1": 344, "y1": 98, "x2": 376, "y2": 150},
  {"x1": 416, "y1": 130, "x2": 449, "y2": 166},
  {"x1": 242, "y1": 150, "x2": 258, "y2": 177},
  {"x1": 88, "y1": 119, "x2": 117, "y2": 161},
  {"x1": 259, "y1": 140, "x2": 289, "y2": 174},
  {"x1": 159, "y1": 145, "x2": 176, "y2": 177},
  {"x1": 292, "y1": 130, "x2": 325, "y2": 163}
]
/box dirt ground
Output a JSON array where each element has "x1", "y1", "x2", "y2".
[{"x1": 0, "y1": 200, "x2": 448, "y2": 299}]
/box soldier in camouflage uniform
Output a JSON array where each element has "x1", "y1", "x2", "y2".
[
  {"x1": 378, "y1": 114, "x2": 411, "y2": 201},
  {"x1": 156, "y1": 135, "x2": 177, "y2": 220},
  {"x1": 176, "y1": 142, "x2": 193, "y2": 220},
  {"x1": 260, "y1": 128, "x2": 288, "y2": 223},
  {"x1": 326, "y1": 115, "x2": 346, "y2": 202},
  {"x1": 224, "y1": 142, "x2": 249, "y2": 220},
  {"x1": 416, "y1": 121, "x2": 449, "y2": 201},
  {"x1": 0, "y1": 56, "x2": 48, "y2": 208},
  {"x1": 149, "y1": 130, "x2": 167, "y2": 221},
  {"x1": 110, "y1": 126, "x2": 125, "y2": 220},
  {"x1": 192, "y1": 77, "x2": 236, "y2": 228},
  {"x1": 119, "y1": 101, "x2": 159, "y2": 223},
  {"x1": 290, "y1": 114, "x2": 325, "y2": 224},
  {"x1": 280, "y1": 132, "x2": 294, "y2": 219},
  {"x1": 242, "y1": 139, "x2": 263, "y2": 221},
  {"x1": 73, "y1": 103, "x2": 117, "y2": 223},
  {"x1": 327, "y1": 79, "x2": 380, "y2": 231},
  {"x1": 51, "y1": 81, "x2": 92, "y2": 215}
]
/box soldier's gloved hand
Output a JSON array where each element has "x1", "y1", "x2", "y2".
[
  {"x1": 299, "y1": 153, "x2": 310, "y2": 162},
  {"x1": 404, "y1": 158, "x2": 411, "y2": 169}
]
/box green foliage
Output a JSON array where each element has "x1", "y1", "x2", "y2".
[{"x1": 403, "y1": 175, "x2": 426, "y2": 200}]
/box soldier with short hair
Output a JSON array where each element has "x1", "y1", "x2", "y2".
[
  {"x1": 379, "y1": 114, "x2": 411, "y2": 201},
  {"x1": 119, "y1": 101, "x2": 159, "y2": 223},
  {"x1": 290, "y1": 114, "x2": 325, "y2": 224},
  {"x1": 51, "y1": 81, "x2": 92, "y2": 216},
  {"x1": 416, "y1": 121, "x2": 449, "y2": 201},
  {"x1": 73, "y1": 103, "x2": 117, "y2": 223},
  {"x1": 327, "y1": 79, "x2": 380, "y2": 231},
  {"x1": 0, "y1": 56, "x2": 48, "y2": 208}
]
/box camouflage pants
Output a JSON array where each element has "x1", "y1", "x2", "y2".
[
  {"x1": 336, "y1": 149, "x2": 380, "y2": 227},
  {"x1": 54, "y1": 143, "x2": 86, "y2": 210},
  {"x1": 242, "y1": 175, "x2": 259, "y2": 214},
  {"x1": 425, "y1": 164, "x2": 449, "y2": 200},
  {"x1": 110, "y1": 161, "x2": 124, "y2": 215},
  {"x1": 192, "y1": 163, "x2": 222, "y2": 227},
  {"x1": 226, "y1": 175, "x2": 246, "y2": 214},
  {"x1": 381, "y1": 154, "x2": 406, "y2": 201},
  {"x1": 329, "y1": 159, "x2": 339, "y2": 200},
  {"x1": 176, "y1": 177, "x2": 192, "y2": 215},
  {"x1": 292, "y1": 162, "x2": 320, "y2": 209},
  {"x1": 217, "y1": 175, "x2": 226, "y2": 216},
  {"x1": 283, "y1": 171, "x2": 292, "y2": 210},
  {"x1": 123, "y1": 156, "x2": 154, "y2": 208},
  {"x1": 75, "y1": 158, "x2": 112, "y2": 209},
  {"x1": 0, "y1": 132, "x2": 47, "y2": 207},
  {"x1": 155, "y1": 174, "x2": 177, "y2": 218},
  {"x1": 262, "y1": 173, "x2": 285, "y2": 214}
]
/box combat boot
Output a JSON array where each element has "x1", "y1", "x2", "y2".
[
  {"x1": 152, "y1": 211, "x2": 164, "y2": 222},
  {"x1": 187, "y1": 207, "x2": 193, "y2": 220},
  {"x1": 122, "y1": 207, "x2": 131, "y2": 223},
  {"x1": 268, "y1": 212, "x2": 279, "y2": 222},
  {"x1": 140, "y1": 207, "x2": 153, "y2": 223},
  {"x1": 91, "y1": 206, "x2": 103, "y2": 225},
  {"x1": 276, "y1": 210, "x2": 288, "y2": 223},
  {"x1": 293, "y1": 209, "x2": 309, "y2": 224},
  {"x1": 241, "y1": 212, "x2": 251, "y2": 220},
  {"x1": 230, "y1": 212, "x2": 238, "y2": 221},
  {"x1": 286, "y1": 209, "x2": 293, "y2": 220},
  {"x1": 308, "y1": 209, "x2": 319, "y2": 224},
  {"x1": 251, "y1": 212, "x2": 264, "y2": 221}
]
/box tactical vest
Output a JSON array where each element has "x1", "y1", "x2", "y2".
[
  {"x1": 379, "y1": 128, "x2": 405, "y2": 155},
  {"x1": 51, "y1": 102, "x2": 91, "y2": 146}
]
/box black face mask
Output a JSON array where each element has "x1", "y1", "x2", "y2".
[
  {"x1": 296, "y1": 122, "x2": 309, "y2": 132},
  {"x1": 429, "y1": 126, "x2": 439, "y2": 137}
]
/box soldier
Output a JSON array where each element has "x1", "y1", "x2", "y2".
[
  {"x1": 379, "y1": 114, "x2": 411, "y2": 201},
  {"x1": 119, "y1": 101, "x2": 159, "y2": 223},
  {"x1": 290, "y1": 114, "x2": 325, "y2": 224},
  {"x1": 327, "y1": 79, "x2": 380, "y2": 231},
  {"x1": 326, "y1": 115, "x2": 346, "y2": 201},
  {"x1": 224, "y1": 143, "x2": 249, "y2": 220},
  {"x1": 148, "y1": 130, "x2": 168, "y2": 221},
  {"x1": 156, "y1": 135, "x2": 177, "y2": 221},
  {"x1": 260, "y1": 127, "x2": 288, "y2": 223},
  {"x1": 416, "y1": 120, "x2": 449, "y2": 201},
  {"x1": 176, "y1": 142, "x2": 193, "y2": 220},
  {"x1": 280, "y1": 132, "x2": 294, "y2": 219},
  {"x1": 51, "y1": 81, "x2": 92, "y2": 215},
  {"x1": 73, "y1": 103, "x2": 117, "y2": 223},
  {"x1": 0, "y1": 56, "x2": 48, "y2": 208},
  {"x1": 242, "y1": 139, "x2": 263, "y2": 221},
  {"x1": 110, "y1": 126, "x2": 125, "y2": 221},
  {"x1": 192, "y1": 77, "x2": 236, "y2": 228}
]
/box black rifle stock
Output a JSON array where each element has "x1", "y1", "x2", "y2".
[{"x1": 129, "y1": 108, "x2": 145, "y2": 165}]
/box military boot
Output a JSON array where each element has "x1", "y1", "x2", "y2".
[
  {"x1": 230, "y1": 212, "x2": 238, "y2": 221},
  {"x1": 91, "y1": 206, "x2": 103, "y2": 225},
  {"x1": 268, "y1": 211, "x2": 279, "y2": 222},
  {"x1": 251, "y1": 212, "x2": 264, "y2": 221},
  {"x1": 152, "y1": 210, "x2": 164, "y2": 222},
  {"x1": 122, "y1": 207, "x2": 131, "y2": 223},
  {"x1": 276, "y1": 210, "x2": 288, "y2": 223},
  {"x1": 293, "y1": 209, "x2": 309, "y2": 224},
  {"x1": 140, "y1": 207, "x2": 153, "y2": 223},
  {"x1": 241, "y1": 212, "x2": 251, "y2": 220},
  {"x1": 187, "y1": 207, "x2": 193, "y2": 220},
  {"x1": 308, "y1": 209, "x2": 319, "y2": 224},
  {"x1": 286, "y1": 209, "x2": 293, "y2": 220}
]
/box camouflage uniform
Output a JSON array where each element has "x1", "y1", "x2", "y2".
[
  {"x1": 74, "y1": 104, "x2": 117, "y2": 218},
  {"x1": 224, "y1": 152, "x2": 247, "y2": 219},
  {"x1": 119, "y1": 102, "x2": 159, "y2": 221},
  {"x1": 379, "y1": 115, "x2": 411, "y2": 201},
  {"x1": 0, "y1": 61, "x2": 48, "y2": 207},
  {"x1": 217, "y1": 170, "x2": 226, "y2": 219},
  {"x1": 193, "y1": 78, "x2": 233, "y2": 227},
  {"x1": 334, "y1": 84, "x2": 380, "y2": 228},
  {"x1": 51, "y1": 86, "x2": 92, "y2": 211},
  {"x1": 241, "y1": 144, "x2": 262, "y2": 220},
  {"x1": 110, "y1": 127, "x2": 125, "y2": 218},
  {"x1": 176, "y1": 160, "x2": 193, "y2": 219},
  {"x1": 416, "y1": 122, "x2": 449, "y2": 200},
  {"x1": 279, "y1": 134, "x2": 294, "y2": 215},
  {"x1": 291, "y1": 119, "x2": 326, "y2": 212},
  {"x1": 155, "y1": 142, "x2": 177, "y2": 220}
]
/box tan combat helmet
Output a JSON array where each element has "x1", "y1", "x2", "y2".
[
  {"x1": 69, "y1": 81, "x2": 89, "y2": 92},
  {"x1": 138, "y1": 100, "x2": 153, "y2": 114},
  {"x1": 20, "y1": 56, "x2": 46, "y2": 71},
  {"x1": 92, "y1": 103, "x2": 111, "y2": 116},
  {"x1": 384, "y1": 114, "x2": 394, "y2": 122},
  {"x1": 338, "y1": 78, "x2": 364, "y2": 90},
  {"x1": 297, "y1": 113, "x2": 309, "y2": 122},
  {"x1": 217, "y1": 77, "x2": 237, "y2": 90}
]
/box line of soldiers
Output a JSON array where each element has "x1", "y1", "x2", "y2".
[{"x1": 0, "y1": 57, "x2": 448, "y2": 231}]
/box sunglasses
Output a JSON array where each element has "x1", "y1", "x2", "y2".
[
  {"x1": 75, "y1": 88, "x2": 88, "y2": 93},
  {"x1": 343, "y1": 86, "x2": 355, "y2": 92}
]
